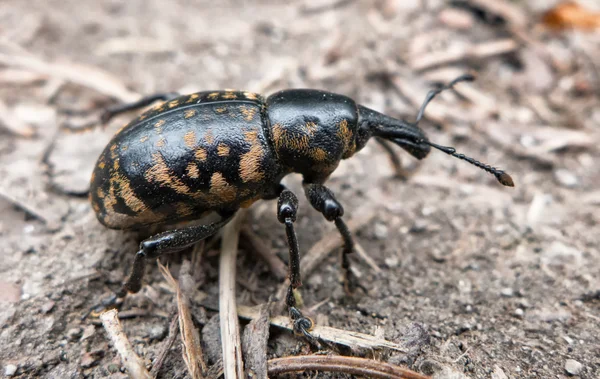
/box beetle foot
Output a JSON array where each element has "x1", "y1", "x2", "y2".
[
  {"x1": 84, "y1": 293, "x2": 125, "y2": 319},
  {"x1": 289, "y1": 306, "x2": 314, "y2": 340}
]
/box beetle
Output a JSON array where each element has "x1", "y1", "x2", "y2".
[{"x1": 90, "y1": 74, "x2": 513, "y2": 337}]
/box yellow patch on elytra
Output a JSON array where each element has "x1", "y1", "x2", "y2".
[
  {"x1": 305, "y1": 121, "x2": 318, "y2": 136},
  {"x1": 244, "y1": 130, "x2": 259, "y2": 143},
  {"x1": 184, "y1": 130, "x2": 197, "y2": 149},
  {"x1": 210, "y1": 172, "x2": 236, "y2": 202},
  {"x1": 115, "y1": 124, "x2": 128, "y2": 135},
  {"x1": 92, "y1": 203, "x2": 101, "y2": 213},
  {"x1": 215, "y1": 107, "x2": 227, "y2": 114},
  {"x1": 154, "y1": 119, "x2": 166, "y2": 133},
  {"x1": 153, "y1": 102, "x2": 165, "y2": 111},
  {"x1": 271, "y1": 123, "x2": 310, "y2": 153},
  {"x1": 186, "y1": 93, "x2": 200, "y2": 103},
  {"x1": 175, "y1": 202, "x2": 194, "y2": 217},
  {"x1": 156, "y1": 138, "x2": 166, "y2": 148},
  {"x1": 217, "y1": 143, "x2": 230, "y2": 157},
  {"x1": 97, "y1": 188, "x2": 105, "y2": 199},
  {"x1": 310, "y1": 147, "x2": 328, "y2": 161},
  {"x1": 239, "y1": 144, "x2": 265, "y2": 182},
  {"x1": 207, "y1": 92, "x2": 219, "y2": 100},
  {"x1": 140, "y1": 136, "x2": 149, "y2": 143},
  {"x1": 186, "y1": 162, "x2": 200, "y2": 179},
  {"x1": 240, "y1": 106, "x2": 257, "y2": 121},
  {"x1": 103, "y1": 185, "x2": 118, "y2": 213},
  {"x1": 222, "y1": 92, "x2": 237, "y2": 100},
  {"x1": 98, "y1": 161, "x2": 106, "y2": 169},
  {"x1": 138, "y1": 114, "x2": 147, "y2": 121},
  {"x1": 195, "y1": 148, "x2": 207, "y2": 161},
  {"x1": 204, "y1": 130, "x2": 214, "y2": 144},
  {"x1": 243, "y1": 92, "x2": 258, "y2": 100},
  {"x1": 111, "y1": 173, "x2": 148, "y2": 213},
  {"x1": 145, "y1": 153, "x2": 192, "y2": 195},
  {"x1": 113, "y1": 158, "x2": 120, "y2": 170},
  {"x1": 168, "y1": 100, "x2": 179, "y2": 108},
  {"x1": 184, "y1": 109, "x2": 197, "y2": 119}
]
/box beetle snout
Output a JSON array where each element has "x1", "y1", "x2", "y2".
[{"x1": 394, "y1": 138, "x2": 431, "y2": 160}]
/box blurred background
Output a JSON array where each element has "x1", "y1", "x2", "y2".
[{"x1": 0, "y1": 0, "x2": 599, "y2": 378}]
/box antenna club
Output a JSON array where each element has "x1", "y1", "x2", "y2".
[{"x1": 497, "y1": 172, "x2": 514, "y2": 187}]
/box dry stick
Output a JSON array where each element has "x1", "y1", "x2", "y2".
[
  {"x1": 0, "y1": 52, "x2": 140, "y2": 102},
  {"x1": 410, "y1": 39, "x2": 518, "y2": 71},
  {"x1": 219, "y1": 211, "x2": 247, "y2": 379},
  {"x1": 100, "y1": 309, "x2": 152, "y2": 379},
  {"x1": 241, "y1": 303, "x2": 271, "y2": 379},
  {"x1": 276, "y1": 204, "x2": 378, "y2": 302},
  {"x1": 354, "y1": 242, "x2": 382, "y2": 274},
  {"x1": 159, "y1": 263, "x2": 206, "y2": 379},
  {"x1": 150, "y1": 314, "x2": 180, "y2": 377},
  {"x1": 236, "y1": 305, "x2": 404, "y2": 352},
  {"x1": 0, "y1": 99, "x2": 36, "y2": 137},
  {"x1": 267, "y1": 355, "x2": 430, "y2": 379},
  {"x1": 241, "y1": 226, "x2": 288, "y2": 280}
]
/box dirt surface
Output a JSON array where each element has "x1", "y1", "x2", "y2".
[{"x1": 1, "y1": 0, "x2": 599, "y2": 378}]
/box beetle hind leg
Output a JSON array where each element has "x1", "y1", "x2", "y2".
[
  {"x1": 101, "y1": 92, "x2": 180, "y2": 124},
  {"x1": 89, "y1": 212, "x2": 235, "y2": 316}
]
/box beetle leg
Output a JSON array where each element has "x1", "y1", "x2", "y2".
[
  {"x1": 375, "y1": 138, "x2": 410, "y2": 180},
  {"x1": 101, "y1": 92, "x2": 181, "y2": 124},
  {"x1": 90, "y1": 212, "x2": 234, "y2": 315},
  {"x1": 277, "y1": 188, "x2": 315, "y2": 338},
  {"x1": 303, "y1": 183, "x2": 362, "y2": 294}
]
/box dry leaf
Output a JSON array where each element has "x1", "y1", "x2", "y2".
[{"x1": 541, "y1": 2, "x2": 600, "y2": 30}]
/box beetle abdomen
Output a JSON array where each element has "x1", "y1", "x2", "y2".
[{"x1": 90, "y1": 91, "x2": 281, "y2": 229}]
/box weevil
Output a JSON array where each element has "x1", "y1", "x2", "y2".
[{"x1": 90, "y1": 74, "x2": 513, "y2": 337}]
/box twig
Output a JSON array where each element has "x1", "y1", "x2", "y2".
[
  {"x1": 219, "y1": 211, "x2": 247, "y2": 379},
  {"x1": 0, "y1": 50, "x2": 139, "y2": 102},
  {"x1": 100, "y1": 309, "x2": 152, "y2": 379},
  {"x1": 354, "y1": 242, "x2": 383, "y2": 274},
  {"x1": 267, "y1": 355, "x2": 430, "y2": 379},
  {"x1": 410, "y1": 39, "x2": 518, "y2": 71},
  {"x1": 150, "y1": 314, "x2": 179, "y2": 377},
  {"x1": 159, "y1": 263, "x2": 206, "y2": 379},
  {"x1": 241, "y1": 226, "x2": 287, "y2": 280},
  {"x1": 241, "y1": 302, "x2": 271, "y2": 379},
  {"x1": 276, "y1": 204, "x2": 378, "y2": 301},
  {"x1": 236, "y1": 305, "x2": 405, "y2": 352}
]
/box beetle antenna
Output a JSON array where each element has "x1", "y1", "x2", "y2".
[
  {"x1": 415, "y1": 74, "x2": 476, "y2": 123},
  {"x1": 423, "y1": 140, "x2": 514, "y2": 187}
]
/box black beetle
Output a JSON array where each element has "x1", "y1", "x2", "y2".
[{"x1": 90, "y1": 74, "x2": 513, "y2": 336}]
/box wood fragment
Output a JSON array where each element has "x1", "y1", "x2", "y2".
[
  {"x1": 100, "y1": 309, "x2": 152, "y2": 379},
  {"x1": 354, "y1": 242, "x2": 383, "y2": 274},
  {"x1": 150, "y1": 314, "x2": 179, "y2": 377},
  {"x1": 236, "y1": 305, "x2": 405, "y2": 352},
  {"x1": 0, "y1": 68, "x2": 48, "y2": 85},
  {"x1": 241, "y1": 303, "x2": 271, "y2": 379},
  {"x1": 267, "y1": 355, "x2": 428, "y2": 379},
  {"x1": 241, "y1": 226, "x2": 287, "y2": 280},
  {"x1": 0, "y1": 51, "x2": 139, "y2": 102},
  {"x1": 219, "y1": 211, "x2": 247, "y2": 379},
  {"x1": 410, "y1": 39, "x2": 518, "y2": 71},
  {"x1": 159, "y1": 263, "x2": 206, "y2": 378},
  {"x1": 276, "y1": 204, "x2": 378, "y2": 301}
]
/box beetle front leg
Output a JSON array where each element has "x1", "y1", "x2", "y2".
[
  {"x1": 91, "y1": 212, "x2": 234, "y2": 315},
  {"x1": 101, "y1": 92, "x2": 181, "y2": 124},
  {"x1": 277, "y1": 188, "x2": 314, "y2": 338},
  {"x1": 303, "y1": 183, "x2": 359, "y2": 294}
]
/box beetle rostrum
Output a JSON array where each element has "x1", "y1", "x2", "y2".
[{"x1": 90, "y1": 74, "x2": 513, "y2": 336}]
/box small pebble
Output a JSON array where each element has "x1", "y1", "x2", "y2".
[
  {"x1": 501, "y1": 288, "x2": 514, "y2": 297},
  {"x1": 67, "y1": 327, "x2": 83, "y2": 341},
  {"x1": 373, "y1": 222, "x2": 388, "y2": 239},
  {"x1": 410, "y1": 219, "x2": 428, "y2": 233},
  {"x1": 4, "y1": 364, "x2": 17, "y2": 376},
  {"x1": 554, "y1": 169, "x2": 579, "y2": 188},
  {"x1": 384, "y1": 256, "x2": 399, "y2": 268},
  {"x1": 565, "y1": 359, "x2": 583, "y2": 376},
  {"x1": 514, "y1": 308, "x2": 524, "y2": 318}
]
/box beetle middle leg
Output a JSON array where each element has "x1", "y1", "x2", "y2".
[
  {"x1": 92, "y1": 212, "x2": 234, "y2": 314},
  {"x1": 101, "y1": 92, "x2": 181, "y2": 124},
  {"x1": 303, "y1": 182, "x2": 362, "y2": 294}
]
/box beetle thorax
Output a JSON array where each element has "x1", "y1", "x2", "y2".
[{"x1": 265, "y1": 89, "x2": 360, "y2": 182}]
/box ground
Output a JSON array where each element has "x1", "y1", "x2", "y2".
[{"x1": 0, "y1": 0, "x2": 599, "y2": 378}]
